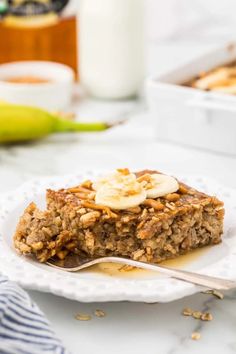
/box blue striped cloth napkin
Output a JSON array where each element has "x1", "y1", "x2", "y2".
[{"x1": 0, "y1": 276, "x2": 68, "y2": 354}]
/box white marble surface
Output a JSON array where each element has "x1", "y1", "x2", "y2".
[
  {"x1": 29, "y1": 289, "x2": 236, "y2": 354},
  {"x1": 1, "y1": 39, "x2": 236, "y2": 353}
]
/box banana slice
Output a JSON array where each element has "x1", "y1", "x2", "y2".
[
  {"x1": 193, "y1": 68, "x2": 229, "y2": 90},
  {"x1": 93, "y1": 169, "x2": 136, "y2": 191},
  {"x1": 138, "y1": 173, "x2": 179, "y2": 198},
  {"x1": 94, "y1": 170, "x2": 179, "y2": 209},
  {"x1": 211, "y1": 84, "x2": 236, "y2": 94},
  {"x1": 95, "y1": 174, "x2": 147, "y2": 210}
]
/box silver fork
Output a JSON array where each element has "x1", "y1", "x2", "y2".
[{"x1": 47, "y1": 255, "x2": 236, "y2": 291}]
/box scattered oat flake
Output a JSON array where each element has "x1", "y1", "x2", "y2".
[
  {"x1": 201, "y1": 312, "x2": 213, "y2": 321},
  {"x1": 204, "y1": 290, "x2": 224, "y2": 299},
  {"x1": 182, "y1": 307, "x2": 213, "y2": 322},
  {"x1": 75, "y1": 313, "x2": 92, "y2": 321},
  {"x1": 182, "y1": 307, "x2": 193, "y2": 316},
  {"x1": 94, "y1": 309, "x2": 106, "y2": 318},
  {"x1": 191, "y1": 332, "x2": 201, "y2": 340},
  {"x1": 192, "y1": 311, "x2": 202, "y2": 319}
]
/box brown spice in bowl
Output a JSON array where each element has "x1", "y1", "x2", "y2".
[{"x1": 4, "y1": 76, "x2": 51, "y2": 84}]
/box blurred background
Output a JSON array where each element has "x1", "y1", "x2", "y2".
[
  {"x1": 2, "y1": 0, "x2": 236, "y2": 66},
  {"x1": 1, "y1": 0, "x2": 236, "y2": 190},
  {"x1": 2, "y1": 0, "x2": 236, "y2": 73}
]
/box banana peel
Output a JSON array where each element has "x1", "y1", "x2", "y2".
[{"x1": 0, "y1": 103, "x2": 115, "y2": 143}]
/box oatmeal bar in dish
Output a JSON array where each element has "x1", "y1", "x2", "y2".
[{"x1": 14, "y1": 169, "x2": 224, "y2": 263}]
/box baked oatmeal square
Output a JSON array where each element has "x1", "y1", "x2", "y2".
[{"x1": 14, "y1": 170, "x2": 224, "y2": 264}]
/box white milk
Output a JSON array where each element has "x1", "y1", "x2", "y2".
[{"x1": 79, "y1": 0, "x2": 144, "y2": 99}]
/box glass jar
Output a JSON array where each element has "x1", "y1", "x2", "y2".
[{"x1": 79, "y1": 0, "x2": 144, "y2": 99}]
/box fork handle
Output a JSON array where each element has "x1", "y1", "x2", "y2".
[{"x1": 103, "y1": 257, "x2": 236, "y2": 290}]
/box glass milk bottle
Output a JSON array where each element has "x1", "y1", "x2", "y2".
[{"x1": 79, "y1": 0, "x2": 144, "y2": 99}]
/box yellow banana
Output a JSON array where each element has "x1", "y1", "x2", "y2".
[{"x1": 0, "y1": 104, "x2": 109, "y2": 143}]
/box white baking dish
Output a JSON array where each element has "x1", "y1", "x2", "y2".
[{"x1": 146, "y1": 42, "x2": 236, "y2": 155}]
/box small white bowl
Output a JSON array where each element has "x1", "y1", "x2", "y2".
[{"x1": 0, "y1": 61, "x2": 75, "y2": 111}]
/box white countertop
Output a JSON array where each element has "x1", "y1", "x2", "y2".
[{"x1": 1, "y1": 38, "x2": 236, "y2": 354}]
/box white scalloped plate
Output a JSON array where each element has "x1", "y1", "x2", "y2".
[{"x1": 0, "y1": 172, "x2": 236, "y2": 303}]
